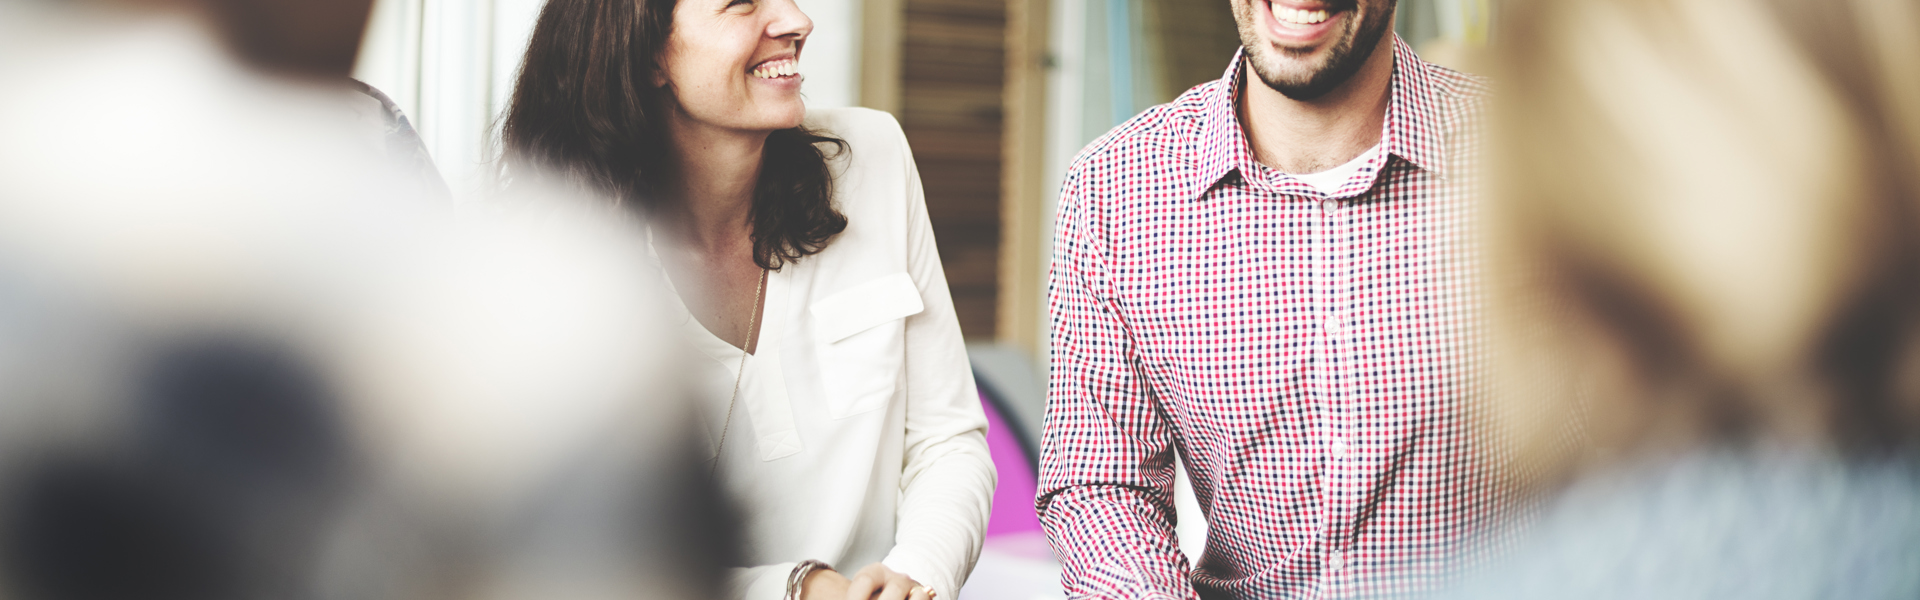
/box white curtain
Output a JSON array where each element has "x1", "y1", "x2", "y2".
[{"x1": 353, "y1": 0, "x2": 543, "y2": 195}]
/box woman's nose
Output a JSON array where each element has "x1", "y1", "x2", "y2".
[{"x1": 765, "y1": 0, "x2": 813, "y2": 41}]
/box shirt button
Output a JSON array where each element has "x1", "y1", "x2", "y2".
[
  {"x1": 1320, "y1": 199, "x2": 1340, "y2": 214},
  {"x1": 1328, "y1": 550, "x2": 1346, "y2": 571},
  {"x1": 1329, "y1": 437, "x2": 1350, "y2": 459},
  {"x1": 1324, "y1": 313, "x2": 1344, "y2": 335}
]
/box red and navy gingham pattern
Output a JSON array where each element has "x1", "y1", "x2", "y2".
[{"x1": 1039, "y1": 37, "x2": 1514, "y2": 599}]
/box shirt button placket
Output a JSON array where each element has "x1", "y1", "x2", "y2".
[
  {"x1": 1320, "y1": 198, "x2": 1348, "y2": 345},
  {"x1": 1316, "y1": 196, "x2": 1348, "y2": 434},
  {"x1": 1320, "y1": 195, "x2": 1359, "y2": 565},
  {"x1": 1330, "y1": 433, "x2": 1363, "y2": 498}
]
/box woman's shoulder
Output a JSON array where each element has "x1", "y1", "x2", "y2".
[
  {"x1": 796, "y1": 108, "x2": 918, "y2": 278},
  {"x1": 804, "y1": 106, "x2": 909, "y2": 157},
  {"x1": 803, "y1": 107, "x2": 916, "y2": 221}
]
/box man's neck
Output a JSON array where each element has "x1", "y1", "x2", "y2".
[
  {"x1": 1239, "y1": 33, "x2": 1397, "y2": 175},
  {"x1": 663, "y1": 114, "x2": 767, "y2": 252}
]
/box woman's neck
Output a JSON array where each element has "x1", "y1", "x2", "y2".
[
  {"x1": 656, "y1": 113, "x2": 775, "y2": 353},
  {"x1": 665, "y1": 115, "x2": 769, "y2": 251}
]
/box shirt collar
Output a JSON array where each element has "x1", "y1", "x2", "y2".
[
  {"x1": 1194, "y1": 34, "x2": 1458, "y2": 190},
  {"x1": 1193, "y1": 51, "x2": 1252, "y2": 189},
  {"x1": 1381, "y1": 35, "x2": 1453, "y2": 178}
]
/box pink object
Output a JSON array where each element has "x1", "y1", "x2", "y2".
[{"x1": 981, "y1": 391, "x2": 1043, "y2": 538}]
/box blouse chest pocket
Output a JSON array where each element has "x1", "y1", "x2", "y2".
[{"x1": 811, "y1": 273, "x2": 924, "y2": 419}]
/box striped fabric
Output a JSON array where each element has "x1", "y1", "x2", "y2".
[{"x1": 1039, "y1": 36, "x2": 1515, "y2": 599}]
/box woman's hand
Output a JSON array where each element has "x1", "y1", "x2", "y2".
[{"x1": 802, "y1": 563, "x2": 933, "y2": 600}]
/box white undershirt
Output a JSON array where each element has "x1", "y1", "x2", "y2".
[{"x1": 1289, "y1": 143, "x2": 1384, "y2": 196}]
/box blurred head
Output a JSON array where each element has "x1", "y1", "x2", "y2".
[
  {"x1": 203, "y1": 0, "x2": 375, "y2": 78},
  {"x1": 1487, "y1": 0, "x2": 1920, "y2": 474},
  {"x1": 112, "y1": 0, "x2": 375, "y2": 78},
  {"x1": 657, "y1": 0, "x2": 813, "y2": 135},
  {"x1": 90, "y1": 0, "x2": 374, "y2": 77},
  {"x1": 0, "y1": 192, "x2": 736, "y2": 600},
  {"x1": 0, "y1": 331, "x2": 353, "y2": 600},
  {"x1": 1230, "y1": 0, "x2": 1398, "y2": 100},
  {"x1": 502, "y1": 0, "x2": 847, "y2": 270}
]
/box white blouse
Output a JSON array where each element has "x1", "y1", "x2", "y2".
[{"x1": 665, "y1": 108, "x2": 996, "y2": 600}]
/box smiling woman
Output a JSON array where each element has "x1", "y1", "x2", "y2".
[
  {"x1": 501, "y1": 0, "x2": 842, "y2": 263},
  {"x1": 499, "y1": 2, "x2": 997, "y2": 600}
]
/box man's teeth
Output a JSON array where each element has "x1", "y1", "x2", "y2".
[
  {"x1": 752, "y1": 59, "x2": 799, "y2": 79},
  {"x1": 1274, "y1": 6, "x2": 1331, "y2": 24}
]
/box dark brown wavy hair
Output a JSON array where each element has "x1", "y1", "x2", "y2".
[{"x1": 500, "y1": 0, "x2": 847, "y2": 270}]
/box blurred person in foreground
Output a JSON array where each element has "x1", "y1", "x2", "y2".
[
  {"x1": 1040, "y1": 0, "x2": 1516, "y2": 597},
  {"x1": 1440, "y1": 0, "x2": 1920, "y2": 597},
  {"x1": 207, "y1": 0, "x2": 452, "y2": 193},
  {"x1": 0, "y1": 1, "x2": 728, "y2": 599},
  {"x1": 500, "y1": 1, "x2": 996, "y2": 599}
]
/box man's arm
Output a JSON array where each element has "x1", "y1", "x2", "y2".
[{"x1": 1036, "y1": 173, "x2": 1196, "y2": 599}]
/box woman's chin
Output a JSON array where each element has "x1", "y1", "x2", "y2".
[
  {"x1": 678, "y1": 105, "x2": 806, "y2": 136},
  {"x1": 759, "y1": 104, "x2": 808, "y2": 131}
]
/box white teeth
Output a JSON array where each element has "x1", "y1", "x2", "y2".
[
  {"x1": 752, "y1": 59, "x2": 799, "y2": 79},
  {"x1": 1274, "y1": 6, "x2": 1331, "y2": 24}
]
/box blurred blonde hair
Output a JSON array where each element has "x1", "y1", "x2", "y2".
[{"x1": 1485, "y1": 0, "x2": 1920, "y2": 477}]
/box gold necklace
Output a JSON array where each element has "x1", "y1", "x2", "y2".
[{"x1": 711, "y1": 268, "x2": 768, "y2": 476}]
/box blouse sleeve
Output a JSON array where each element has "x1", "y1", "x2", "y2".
[
  {"x1": 727, "y1": 563, "x2": 797, "y2": 600},
  {"x1": 876, "y1": 116, "x2": 997, "y2": 597}
]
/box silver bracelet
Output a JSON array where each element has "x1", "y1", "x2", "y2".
[{"x1": 784, "y1": 559, "x2": 833, "y2": 600}]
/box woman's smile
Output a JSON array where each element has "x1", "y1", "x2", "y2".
[
  {"x1": 749, "y1": 55, "x2": 804, "y2": 92},
  {"x1": 750, "y1": 57, "x2": 800, "y2": 80}
]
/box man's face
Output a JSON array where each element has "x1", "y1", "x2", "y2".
[{"x1": 1232, "y1": 0, "x2": 1397, "y2": 101}]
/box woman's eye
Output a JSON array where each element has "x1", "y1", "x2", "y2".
[{"x1": 726, "y1": 0, "x2": 753, "y2": 7}]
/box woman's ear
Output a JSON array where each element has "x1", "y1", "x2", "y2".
[{"x1": 650, "y1": 50, "x2": 671, "y2": 89}]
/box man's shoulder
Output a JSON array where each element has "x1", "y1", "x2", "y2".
[
  {"x1": 1414, "y1": 57, "x2": 1492, "y2": 117},
  {"x1": 1065, "y1": 80, "x2": 1224, "y2": 184},
  {"x1": 1426, "y1": 61, "x2": 1491, "y2": 97}
]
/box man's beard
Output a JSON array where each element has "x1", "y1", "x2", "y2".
[{"x1": 1239, "y1": 2, "x2": 1395, "y2": 101}]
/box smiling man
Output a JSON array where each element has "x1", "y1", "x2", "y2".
[{"x1": 1038, "y1": 0, "x2": 1510, "y2": 598}]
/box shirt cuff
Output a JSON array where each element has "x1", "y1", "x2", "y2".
[{"x1": 881, "y1": 553, "x2": 950, "y2": 598}]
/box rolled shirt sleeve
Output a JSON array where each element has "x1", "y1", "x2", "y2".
[{"x1": 1037, "y1": 171, "x2": 1199, "y2": 599}]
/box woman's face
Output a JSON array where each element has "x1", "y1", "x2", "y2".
[{"x1": 658, "y1": 0, "x2": 812, "y2": 135}]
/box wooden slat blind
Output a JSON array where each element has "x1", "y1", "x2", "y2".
[{"x1": 901, "y1": 0, "x2": 1007, "y2": 338}]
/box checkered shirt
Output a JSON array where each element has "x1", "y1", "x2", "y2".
[{"x1": 1039, "y1": 36, "x2": 1515, "y2": 599}]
